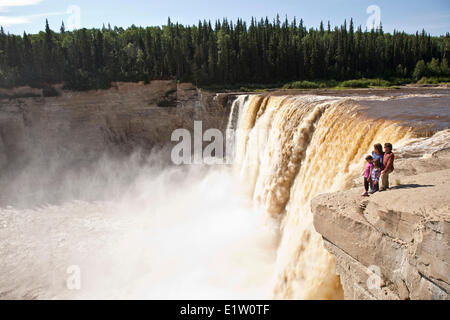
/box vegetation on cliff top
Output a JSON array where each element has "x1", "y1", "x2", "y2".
[{"x1": 0, "y1": 16, "x2": 449, "y2": 91}]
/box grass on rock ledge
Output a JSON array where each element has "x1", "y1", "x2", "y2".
[
  {"x1": 281, "y1": 77, "x2": 450, "y2": 90},
  {"x1": 199, "y1": 77, "x2": 449, "y2": 92}
]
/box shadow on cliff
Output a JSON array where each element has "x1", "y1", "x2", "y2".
[{"x1": 390, "y1": 184, "x2": 435, "y2": 190}]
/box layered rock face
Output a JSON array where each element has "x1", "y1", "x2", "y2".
[
  {"x1": 312, "y1": 150, "x2": 450, "y2": 300},
  {"x1": 0, "y1": 81, "x2": 232, "y2": 206},
  {"x1": 0, "y1": 81, "x2": 231, "y2": 169}
]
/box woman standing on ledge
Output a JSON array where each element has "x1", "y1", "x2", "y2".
[
  {"x1": 380, "y1": 143, "x2": 395, "y2": 191},
  {"x1": 372, "y1": 144, "x2": 385, "y2": 170}
]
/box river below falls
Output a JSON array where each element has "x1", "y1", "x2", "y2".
[{"x1": 0, "y1": 165, "x2": 279, "y2": 299}]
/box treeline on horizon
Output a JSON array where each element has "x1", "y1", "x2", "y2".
[{"x1": 0, "y1": 16, "x2": 449, "y2": 91}]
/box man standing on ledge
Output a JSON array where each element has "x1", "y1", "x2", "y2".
[{"x1": 380, "y1": 143, "x2": 395, "y2": 191}]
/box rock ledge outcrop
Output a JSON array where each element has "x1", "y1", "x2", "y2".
[{"x1": 312, "y1": 152, "x2": 450, "y2": 300}]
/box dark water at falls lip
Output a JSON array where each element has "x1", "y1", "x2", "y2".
[
  {"x1": 359, "y1": 94, "x2": 450, "y2": 133},
  {"x1": 270, "y1": 88, "x2": 450, "y2": 133}
]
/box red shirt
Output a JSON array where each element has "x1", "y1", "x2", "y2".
[{"x1": 383, "y1": 152, "x2": 394, "y2": 171}]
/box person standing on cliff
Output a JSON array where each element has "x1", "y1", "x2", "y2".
[
  {"x1": 370, "y1": 159, "x2": 382, "y2": 193},
  {"x1": 372, "y1": 143, "x2": 384, "y2": 170},
  {"x1": 380, "y1": 143, "x2": 394, "y2": 191},
  {"x1": 362, "y1": 155, "x2": 374, "y2": 196}
]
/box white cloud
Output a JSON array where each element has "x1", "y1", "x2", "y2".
[
  {"x1": 0, "y1": 1, "x2": 60, "y2": 27},
  {"x1": 0, "y1": 0, "x2": 43, "y2": 7},
  {"x1": 29, "y1": 11, "x2": 65, "y2": 18},
  {"x1": 0, "y1": 0, "x2": 43, "y2": 14},
  {"x1": 0, "y1": 11, "x2": 66, "y2": 26},
  {"x1": 0, "y1": 15, "x2": 29, "y2": 26}
]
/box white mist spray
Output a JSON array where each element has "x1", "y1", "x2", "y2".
[{"x1": 0, "y1": 155, "x2": 279, "y2": 299}]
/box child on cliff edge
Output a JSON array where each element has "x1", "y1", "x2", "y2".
[
  {"x1": 370, "y1": 158, "x2": 382, "y2": 193},
  {"x1": 362, "y1": 155, "x2": 374, "y2": 196}
]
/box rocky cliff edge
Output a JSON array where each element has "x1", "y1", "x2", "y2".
[{"x1": 312, "y1": 148, "x2": 450, "y2": 300}]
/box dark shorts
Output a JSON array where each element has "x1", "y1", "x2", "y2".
[{"x1": 364, "y1": 177, "x2": 370, "y2": 191}]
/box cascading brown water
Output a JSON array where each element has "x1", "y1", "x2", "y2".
[{"x1": 230, "y1": 95, "x2": 414, "y2": 299}]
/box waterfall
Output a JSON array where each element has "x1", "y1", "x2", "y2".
[{"x1": 229, "y1": 95, "x2": 414, "y2": 299}]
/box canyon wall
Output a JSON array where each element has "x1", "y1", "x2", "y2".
[
  {"x1": 0, "y1": 80, "x2": 231, "y2": 169},
  {"x1": 0, "y1": 81, "x2": 232, "y2": 207}
]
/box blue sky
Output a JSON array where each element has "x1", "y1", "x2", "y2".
[{"x1": 0, "y1": 0, "x2": 449, "y2": 35}]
